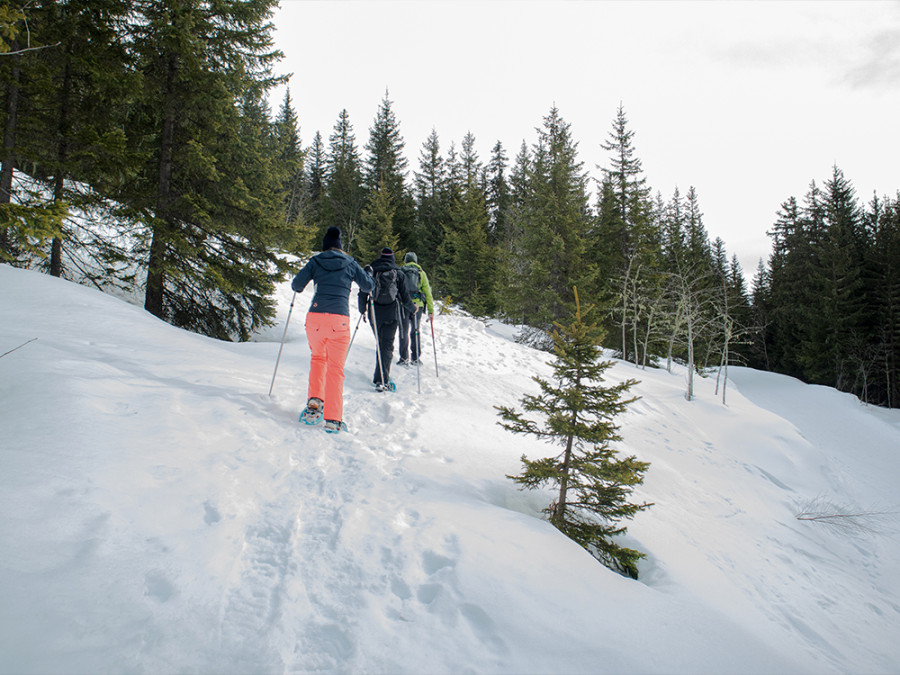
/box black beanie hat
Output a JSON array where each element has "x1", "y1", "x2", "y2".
[
  {"x1": 381, "y1": 247, "x2": 395, "y2": 260},
  {"x1": 322, "y1": 227, "x2": 342, "y2": 251}
]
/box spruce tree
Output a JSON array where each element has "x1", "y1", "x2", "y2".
[
  {"x1": 1, "y1": 8, "x2": 34, "y2": 259},
  {"x1": 363, "y1": 91, "x2": 415, "y2": 250},
  {"x1": 273, "y1": 88, "x2": 309, "y2": 250},
  {"x1": 436, "y1": 131, "x2": 498, "y2": 314},
  {"x1": 766, "y1": 194, "x2": 814, "y2": 378},
  {"x1": 305, "y1": 131, "x2": 327, "y2": 244},
  {"x1": 597, "y1": 104, "x2": 654, "y2": 269},
  {"x1": 440, "y1": 174, "x2": 497, "y2": 315},
  {"x1": 1, "y1": 0, "x2": 129, "y2": 269},
  {"x1": 661, "y1": 187, "x2": 686, "y2": 269},
  {"x1": 28, "y1": 0, "x2": 136, "y2": 277},
  {"x1": 485, "y1": 140, "x2": 510, "y2": 247},
  {"x1": 443, "y1": 141, "x2": 463, "y2": 205},
  {"x1": 806, "y1": 166, "x2": 865, "y2": 389},
  {"x1": 460, "y1": 131, "x2": 482, "y2": 186},
  {"x1": 726, "y1": 253, "x2": 753, "y2": 364},
  {"x1": 117, "y1": 0, "x2": 286, "y2": 340},
  {"x1": 871, "y1": 195, "x2": 900, "y2": 407},
  {"x1": 510, "y1": 106, "x2": 592, "y2": 336},
  {"x1": 498, "y1": 289, "x2": 651, "y2": 579},
  {"x1": 684, "y1": 186, "x2": 712, "y2": 273},
  {"x1": 496, "y1": 141, "x2": 531, "y2": 322},
  {"x1": 323, "y1": 109, "x2": 365, "y2": 256},
  {"x1": 591, "y1": 175, "x2": 625, "y2": 301},
  {"x1": 356, "y1": 177, "x2": 398, "y2": 263},
  {"x1": 749, "y1": 258, "x2": 772, "y2": 371},
  {"x1": 413, "y1": 128, "x2": 447, "y2": 279},
  {"x1": 0, "y1": 7, "x2": 67, "y2": 264},
  {"x1": 590, "y1": 106, "x2": 660, "y2": 360}
]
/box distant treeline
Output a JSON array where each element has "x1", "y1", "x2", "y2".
[{"x1": 2, "y1": 1, "x2": 898, "y2": 407}]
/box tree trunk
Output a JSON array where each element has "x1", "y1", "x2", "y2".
[
  {"x1": 642, "y1": 304, "x2": 656, "y2": 369},
  {"x1": 685, "y1": 314, "x2": 695, "y2": 401},
  {"x1": 145, "y1": 54, "x2": 178, "y2": 319},
  {"x1": 620, "y1": 260, "x2": 631, "y2": 361},
  {"x1": 885, "y1": 338, "x2": 893, "y2": 409},
  {"x1": 51, "y1": 48, "x2": 74, "y2": 277},
  {"x1": 667, "y1": 303, "x2": 683, "y2": 374},
  {"x1": 1, "y1": 39, "x2": 21, "y2": 255},
  {"x1": 554, "y1": 409, "x2": 578, "y2": 529}
]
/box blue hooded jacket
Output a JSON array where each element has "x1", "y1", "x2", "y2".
[{"x1": 291, "y1": 250, "x2": 374, "y2": 316}]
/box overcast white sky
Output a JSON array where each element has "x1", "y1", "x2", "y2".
[{"x1": 270, "y1": 0, "x2": 900, "y2": 278}]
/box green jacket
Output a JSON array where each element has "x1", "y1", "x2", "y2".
[{"x1": 402, "y1": 262, "x2": 435, "y2": 314}]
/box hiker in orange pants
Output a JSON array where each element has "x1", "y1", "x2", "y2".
[
  {"x1": 305, "y1": 312, "x2": 351, "y2": 424},
  {"x1": 291, "y1": 227, "x2": 374, "y2": 433}
]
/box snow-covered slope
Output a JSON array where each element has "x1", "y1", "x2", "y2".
[{"x1": 1, "y1": 264, "x2": 899, "y2": 674}]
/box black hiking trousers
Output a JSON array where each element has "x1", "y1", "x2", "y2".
[
  {"x1": 399, "y1": 306, "x2": 423, "y2": 362},
  {"x1": 370, "y1": 302, "x2": 400, "y2": 386}
]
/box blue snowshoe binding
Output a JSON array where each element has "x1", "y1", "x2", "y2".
[
  {"x1": 324, "y1": 419, "x2": 348, "y2": 434},
  {"x1": 299, "y1": 397, "x2": 324, "y2": 425}
]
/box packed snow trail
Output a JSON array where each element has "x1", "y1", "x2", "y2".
[{"x1": 2, "y1": 264, "x2": 900, "y2": 674}]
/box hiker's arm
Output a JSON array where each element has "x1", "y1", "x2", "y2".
[
  {"x1": 421, "y1": 270, "x2": 435, "y2": 315},
  {"x1": 291, "y1": 259, "x2": 315, "y2": 293},
  {"x1": 353, "y1": 260, "x2": 375, "y2": 294}
]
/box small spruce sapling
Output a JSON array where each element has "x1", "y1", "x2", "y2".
[{"x1": 497, "y1": 288, "x2": 652, "y2": 578}]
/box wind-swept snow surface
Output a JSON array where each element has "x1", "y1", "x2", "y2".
[{"x1": 2, "y1": 264, "x2": 899, "y2": 674}]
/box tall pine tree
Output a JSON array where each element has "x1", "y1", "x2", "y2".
[
  {"x1": 1, "y1": 0, "x2": 128, "y2": 269},
  {"x1": 120, "y1": 0, "x2": 287, "y2": 340},
  {"x1": 413, "y1": 128, "x2": 448, "y2": 280},
  {"x1": 322, "y1": 109, "x2": 365, "y2": 256},
  {"x1": 363, "y1": 91, "x2": 415, "y2": 251},
  {"x1": 506, "y1": 106, "x2": 592, "y2": 338},
  {"x1": 439, "y1": 165, "x2": 497, "y2": 316},
  {"x1": 305, "y1": 131, "x2": 327, "y2": 245},
  {"x1": 273, "y1": 88, "x2": 309, "y2": 250},
  {"x1": 871, "y1": 194, "x2": 900, "y2": 406},
  {"x1": 356, "y1": 176, "x2": 398, "y2": 262},
  {"x1": 803, "y1": 167, "x2": 865, "y2": 388},
  {"x1": 485, "y1": 140, "x2": 510, "y2": 247},
  {"x1": 591, "y1": 105, "x2": 658, "y2": 359}
]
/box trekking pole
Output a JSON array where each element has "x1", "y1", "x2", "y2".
[
  {"x1": 268, "y1": 292, "x2": 296, "y2": 397},
  {"x1": 346, "y1": 308, "x2": 365, "y2": 356},
  {"x1": 429, "y1": 313, "x2": 439, "y2": 378},
  {"x1": 414, "y1": 310, "x2": 421, "y2": 394}
]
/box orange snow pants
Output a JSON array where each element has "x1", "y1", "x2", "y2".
[{"x1": 305, "y1": 312, "x2": 351, "y2": 422}]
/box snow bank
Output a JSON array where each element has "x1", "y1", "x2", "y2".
[{"x1": 1, "y1": 264, "x2": 898, "y2": 674}]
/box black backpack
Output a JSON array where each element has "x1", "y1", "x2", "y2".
[
  {"x1": 401, "y1": 265, "x2": 421, "y2": 300},
  {"x1": 372, "y1": 268, "x2": 399, "y2": 305}
]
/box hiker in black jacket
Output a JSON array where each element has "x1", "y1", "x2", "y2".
[{"x1": 357, "y1": 247, "x2": 416, "y2": 392}]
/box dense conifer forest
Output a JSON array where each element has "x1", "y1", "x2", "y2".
[{"x1": 3, "y1": 1, "x2": 899, "y2": 408}]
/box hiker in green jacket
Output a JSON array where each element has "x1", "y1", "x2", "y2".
[{"x1": 398, "y1": 252, "x2": 434, "y2": 366}]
